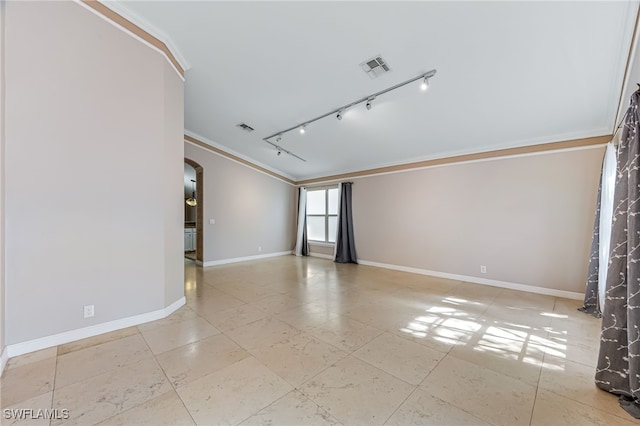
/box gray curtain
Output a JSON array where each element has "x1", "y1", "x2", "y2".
[
  {"x1": 579, "y1": 160, "x2": 604, "y2": 318},
  {"x1": 334, "y1": 182, "x2": 357, "y2": 264},
  {"x1": 294, "y1": 187, "x2": 309, "y2": 256},
  {"x1": 595, "y1": 91, "x2": 640, "y2": 418}
]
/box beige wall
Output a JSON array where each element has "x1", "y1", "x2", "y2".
[
  {"x1": 163, "y1": 61, "x2": 185, "y2": 305},
  {"x1": 309, "y1": 243, "x2": 334, "y2": 258},
  {"x1": 184, "y1": 142, "x2": 296, "y2": 263},
  {"x1": 352, "y1": 147, "x2": 604, "y2": 293},
  {"x1": 1, "y1": 0, "x2": 6, "y2": 357},
  {"x1": 4, "y1": 1, "x2": 184, "y2": 345}
]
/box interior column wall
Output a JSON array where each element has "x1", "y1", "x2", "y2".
[
  {"x1": 163, "y1": 60, "x2": 185, "y2": 306},
  {"x1": 1, "y1": 0, "x2": 7, "y2": 364},
  {"x1": 4, "y1": 1, "x2": 184, "y2": 346}
]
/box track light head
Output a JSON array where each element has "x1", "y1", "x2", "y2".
[
  {"x1": 366, "y1": 97, "x2": 375, "y2": 110},
  {"x1": 421, "y1": 76, "x2": 429, "y2": 91},
  {"x1": 262, "y1": 69, "x2": 436, "y2": 159}
]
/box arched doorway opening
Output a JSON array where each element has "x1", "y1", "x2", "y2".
[{"x1": 184, "y1": 158, "x2": 203, "y2": 263}]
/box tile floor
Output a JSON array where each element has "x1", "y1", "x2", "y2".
[{"x1": 1, "y1": 256, "x2": 635, "y2": 425}]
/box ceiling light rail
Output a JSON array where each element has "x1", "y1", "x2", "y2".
[
  {"x1": 262, "y1": 69, "x2": 437, "y2": 161},
  {"x1": 262, "y1": 69, "x2": 437, "y2": 142},
  {"x1": 265, "y1": 139, "x2": 307, "y2": 162}
]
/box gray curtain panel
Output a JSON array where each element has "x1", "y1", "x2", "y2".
[
  {"x1": 294, "y1": 187, "x2": 309, "y2": 256},
  {"x1": 300, "y1": 212, "x2": 309, "y2": 256},
  {"x1": 579, "y1": 159, "x2": 604, "y2": 318},
  {"x1": 596, "y1": 91, "x2": 640, "y2": 418},
  {"x1": 334, "y1": 182, "x2": 357, "y2": 264}
]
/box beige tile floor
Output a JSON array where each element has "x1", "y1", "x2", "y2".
[{"x1": 1, "y1": 256, "x2": 636, "y2": 425}]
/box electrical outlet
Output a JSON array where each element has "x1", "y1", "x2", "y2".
[
  {"x1": 480, "y1": 265, "x2": 487, "y2": 274},
  {"x1": 83, "y1": 305, "x2": 94, "y2": 318},
  {"x1": 258, "y1": 246, "x2": 262, "y2": 253}
]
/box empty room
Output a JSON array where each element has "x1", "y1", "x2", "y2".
[{"x1": 2, "y1": 0, "x2": 640, "y2": 425}]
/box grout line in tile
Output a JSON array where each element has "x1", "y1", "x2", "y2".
[
  {"x1": 158, "y1": 363, "x2": 198, "y2": 426},
  {"x1": 233, "y1": 388, "x2": 301, "y2": 426},
  {"x1": 528, "y1": 302, "x2": 554, "y2": 426},
  {"x1": 47, "y1": 347, "x2": 59, "y2": 426},
  {"x1": 380, "y1": 384, "x2": 420, "y2": 426},
  {"x1": 415, "y1": 346, "x2": 449, "y2": 388}
]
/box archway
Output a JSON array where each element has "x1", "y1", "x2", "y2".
[{"x1": 184, "y1": 158, "x2": 203, "y2": 263}]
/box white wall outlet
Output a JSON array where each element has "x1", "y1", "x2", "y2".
[
  {"x1": 83, "y1": 304, "x2": 95, "y2": 318},
  {"x1": 258, "y1": 246, "x2": 262, "y2": 253},
  {"x1": 209, "y1": 218, "x2": 215, "y2": 225},
  {"x1": 480, "y1": 265, "x2": 487, "y2": 274}
]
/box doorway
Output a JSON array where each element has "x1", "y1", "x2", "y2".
[{"x1": 184, "y1": 159, "x2": 203, "y2": 263}]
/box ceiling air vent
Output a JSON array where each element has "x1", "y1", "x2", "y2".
[
  {"x1": 236, "y1": 123, "x2": 255, "y2": 132},
  {"x1": 360, "y1": 55, "x2": 391, "y2": 79}
]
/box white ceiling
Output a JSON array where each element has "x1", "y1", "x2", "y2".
[{"x1": 115, "y1": 1, "x2": 638, "y2": 181}]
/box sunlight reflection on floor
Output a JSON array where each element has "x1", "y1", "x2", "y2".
[{"x1": 398, "y1": 294, "x2": 590, "y2": 372}]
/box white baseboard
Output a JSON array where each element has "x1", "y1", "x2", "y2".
[
  {"x1": 309, "y1": 252, "x2": 334, "y2": 260},
  {"x1": 202, "y1": 251, "x2": 292, "y2": 267},
  {"x1": 5, "y1": 297, "x2": 186, "y2": 359},
  {"x1": 358, "y1": 260, "x2": 584, "y2": 300},
  {"x1": 0, "y1": 345, "x2": 8, "y2": 376}
]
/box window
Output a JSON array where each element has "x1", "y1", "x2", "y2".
[{"x1": 307, "y1": 187, "x2": 339, "y2": 243}]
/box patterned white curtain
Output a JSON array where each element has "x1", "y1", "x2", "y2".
[
  {"x1": 580, "y1": 167, "x2": 604, "y2": 317},
  {"x1": 580, "y1": 143, "x2": 617, "y2": 317},
  {"x1": 598, "y1": 143, "x2": 617, "y2": 309},
  {"x1": 595, "y1": 91, "x2": 640, "y2": 418}
]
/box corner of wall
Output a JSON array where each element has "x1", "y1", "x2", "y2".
[
  {"x1": 1, "y1": 0, "x2": 7, "y2": 374},
  {"x1": 3, "y1": 1, "x2": 185, "y2": 356},
  {"x1": 184, "y1": 141, "x2": 297, "y2": 265},
  {"x1": 163, "y1": 59, "x2": 185, "y2": 308}
]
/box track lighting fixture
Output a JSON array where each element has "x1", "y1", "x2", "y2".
[
  {"x1": 366, "y1": 97, "x2": 375, "y2": 110},
  {"x1": 421, "y1": 76, "x2": 430, "y2": 91},
  {"x1": 262, "y1": 68, "x2": 437, "y2": 162},
  {"x1": 265, "y1": 139, "x2": 306, "y2": 162}
]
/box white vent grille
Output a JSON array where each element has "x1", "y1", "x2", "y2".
[
  {"x1": 236, "y1": 123, "x2": 255, "y2": 132},
  {"x1": 360, "y1": 55, "x2": 391, "y2": 79}
]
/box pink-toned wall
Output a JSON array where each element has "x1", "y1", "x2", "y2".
[
  {"x1": 4, "y1": 1, "x2": 184, "y2": 345},
  {"x1": 351, "y1": 147, "x2": 604, "y2": 293},
  {"x1": 1, "y1": 0, "x2": 6, "y2": 361},
  {"x1": 309, "y1": 243, "x2": 335, "y2": 258},
  {"x1": 184, "y1": 142, "x2": 296, "y2": 264}
]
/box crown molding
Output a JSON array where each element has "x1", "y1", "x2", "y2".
[
  {"x1": 296, "y1": 134, "x2": 611, "y2": 186},
  {"x1": 77, "y1": 0, "x2": 187, "y2": 78},
  {"x1": 184, "y1": 132, "x2": 296, "y2": 186}
]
